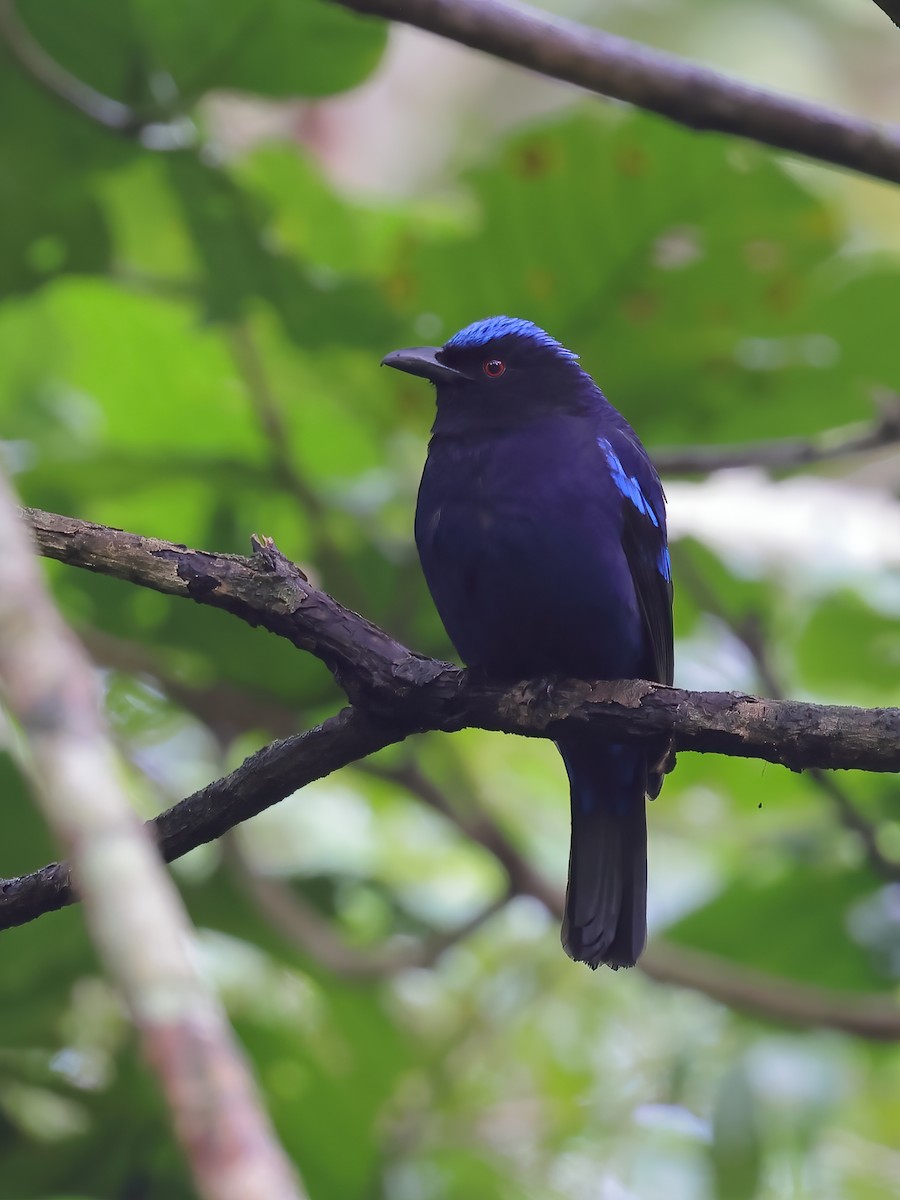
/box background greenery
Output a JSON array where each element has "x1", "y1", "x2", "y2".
[{"x1": 1, "y1": 1, "x2": 900, "y2": 1197}]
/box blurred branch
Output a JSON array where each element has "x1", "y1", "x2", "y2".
[
  {"x1": 22, "y1": 506, "x2": 900, "y2": 773},
  {"x1": 365, "y1": 762, "x2": 900, "y2": 1040},
  {"x1": 360, "y1": 758, "x2": 564, "y2": 911},
  {"x1": 227, "y1": 838, "x2": 511, "y2": 977},
  {"x1": 807, "y1": 767, "x2": 900, "y2": 883},
  {"x1": 640, "y1": 942, "x2": 900, "y2": 1040},
  {"x1": 680, "y1": 555, "x2": 900, "y2": 884},
  {"x1": 225, "y1": 322, "x2": 359, "y2": 597},
  {"x1": 334, "y1": 0, "x2": 900, "y2": 186},
  {"x1": 227, "y1": 324, "x2": 328, "y2": 522},
  {"x1": 653, "y1": 397, "x2": 900, "y2": 475},
  {"x1": 872, "y1": 1, "x2": 900, "y2": 31},
  {"x1": 82, "y1": 626, "x2": 303, "y2": 740},
  {"x1": 0, "y1": 473, "x2": 303, "y2": 1200},
  {"x1": 0, "y1": 0, "x2": 195, "y2": 149},
  {"x1": 737, "y1": 614, "x2": 900, "y2": 884}
]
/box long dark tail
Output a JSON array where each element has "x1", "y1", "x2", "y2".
[{"x1": 556, "y1": 734, "x2": 649, "y2": 970}]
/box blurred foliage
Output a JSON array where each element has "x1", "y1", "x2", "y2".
[{"x1": 1, "y1": 2, "x2": 900, "y2": 1199}]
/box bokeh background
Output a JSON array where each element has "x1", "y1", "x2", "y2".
[{"x1": 2, "y1": 1, "x2": 900, "y2": 1197}]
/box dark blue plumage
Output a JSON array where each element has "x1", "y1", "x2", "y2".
[{"x1": 382, "y1": 317, "x2": 674, "y2": 968}]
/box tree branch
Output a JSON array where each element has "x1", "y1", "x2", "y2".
[
  {"x1": 6, "y1": 542, "x2": 899, "y2": 1038},
  {"x1": 653, "y1": 397, "x2": 900, "y2": 475},
  {"x1": 22, "y1": 507, "x2": 900, "y2": 773},
  {"x1": 0, "y1": 476, "x2": 303, "y2": 1200},
  {"x1": 332, "y1": 0, "x2": 900, "y2": 186},
  {"x1": 0, "y1": 707, "x2": 407, "y2": 931},
  {"x1": 871, "y1": 1, "x2": 900, "y2": 32}
]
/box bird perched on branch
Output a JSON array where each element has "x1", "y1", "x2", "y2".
[{"x1": 383, "y1": 317, "x2": 673, "y2": 969}]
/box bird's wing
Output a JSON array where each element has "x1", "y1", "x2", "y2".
[{"x1": 598, "y1": 429, "x2": 673, "y2": 687}]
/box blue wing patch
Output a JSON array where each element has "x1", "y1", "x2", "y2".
[
  {"x1": 598, "y1": 439, "x2": 673, "y2": 685},
  {"x1": 598, "y1": 438, "x2": 661, "y2": 529}
]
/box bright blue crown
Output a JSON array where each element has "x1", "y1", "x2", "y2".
[{"x1": 444, "y1": 316, "x2": 579, "y2": 363}]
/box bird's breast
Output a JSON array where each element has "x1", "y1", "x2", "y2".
[{"x1": 415, "y1": 430, "x2": 641, "y2": 678}]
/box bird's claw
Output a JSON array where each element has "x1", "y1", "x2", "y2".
[{"x1": 522, "y1": 675, "x2": 558, "y2": 708}]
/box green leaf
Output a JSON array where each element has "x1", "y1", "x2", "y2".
[
  {"x1": 796, "y1": 591, "x2": 900, "y2": 704},
  {"x1": 165, "y1": 154, "x2": 398, "y2": 347},
  {"x1": 397, "y1": 110, "x2": 870, "y2": 445},
  {"x1": 0, "y1": 55, "x2": 115, "y2": 300},
  {"x1": 132, "y1": 0, "x2": 388, "y2": 99},
  {"x1": 666, "y1": 861, "x2": 895, "y2": 991},
  {"x1": 17, "y1": 0, "x2": 386, "y2": 103}
]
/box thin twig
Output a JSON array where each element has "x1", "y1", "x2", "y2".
[
  {"x1": 333, "y1": 0, "x2": 900, "y2": 185},
  {"x1": 81, "y1": 625, "x2": 304, "y2": 742},
  {"x1": 806, "y1": 767, "x2": 900, "y2": 883},
  {"x1": 0, "y1": 471, "x2": 303, "y2": 1200},
  {"x1": 0, "y1": 0, "x2": 195, "y2": 149},
  {"x1": 680, "y1": 554, "x2": 900, "y2": 884},
  {"x1": 653, "y1": 397, "x2": 900, "y2": 475},
  {"x1": 360, "y1": 759, "x2": 563, "y2": 911},
  {"x1": 227, "y1": 324, "x2": 328, "y2": 522},
  {"x1": 227, "y1": 837, "x2": 511, "y2": 977},
  {"x1": 738, "y1": 613, "x2": 900, "y2": 884},
  {"x1": 225, "y1": 323, "x2": 358, "y2": 596}
]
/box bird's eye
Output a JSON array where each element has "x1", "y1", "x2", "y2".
[{"x1": 483, "y1": 359, "x2": 505, "y2": 378}]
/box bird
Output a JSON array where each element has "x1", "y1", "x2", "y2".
[{"x1": 382, "y1": 316, "x2": 673, "y2": 969}]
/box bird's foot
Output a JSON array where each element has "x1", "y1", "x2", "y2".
[{"x1": 521, "y1": 675, "x2": 560, "y2": 708}]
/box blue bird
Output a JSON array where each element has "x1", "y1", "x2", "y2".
[{"x1": 383, "y1": 317, "x2": 674, "y2": 969}]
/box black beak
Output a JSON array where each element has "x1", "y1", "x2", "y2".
[{"x1": 381, "y1": 346, "x2": 467, "y2": 384}]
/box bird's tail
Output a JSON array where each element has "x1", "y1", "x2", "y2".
[{"x1": 556, "y1": 733, "x2": 648, "y2": 970}]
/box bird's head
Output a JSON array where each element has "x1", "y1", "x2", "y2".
[{"x1": 382, "y1": 316, "x2": 596, "y2": 432}]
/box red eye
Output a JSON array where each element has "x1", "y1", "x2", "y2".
[{"x1": 483, "y1": 359, "x2": 505, "y2": 378}]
